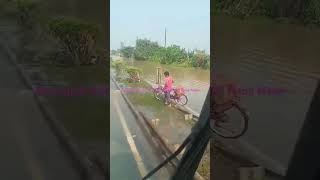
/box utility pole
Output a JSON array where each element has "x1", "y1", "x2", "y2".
[{"x1": 164, "y1": 28, "x2": 167, "y2": 48}]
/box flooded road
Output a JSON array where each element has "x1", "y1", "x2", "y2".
[
  {"x1": 110, "y1": 78, "x2": 171, "y2": 180},
  {"x1": 214, "y1": 15, "x2": 320, "y2": 175},
  {"x1": 133, "y1": 60, "x2": 209, "y2": 114},
  {"x1": 110, "y1": 92, "x2": 141, "y2": 179}
]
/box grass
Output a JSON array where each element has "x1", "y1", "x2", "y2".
[
  {"x1": 185, "y1": 118, "x2": 197, "y2": 126},
  {"x1": 120, "y1": 79, "x2": 164, "y2": 112},
  {"x1": 118, "y1": 75, "x2": 199, "y2": 127}
]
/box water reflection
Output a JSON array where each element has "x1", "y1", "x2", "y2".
[{"x1": 214, "y1": 15, "x2": 320, "y2": 175}]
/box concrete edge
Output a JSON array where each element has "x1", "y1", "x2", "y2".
[
  {"x1": 111, "y1": 77, "x2": 204, "y2": 180},
  {"x1": 1, "y1": 42, "x2": 96, "y2": 179}
]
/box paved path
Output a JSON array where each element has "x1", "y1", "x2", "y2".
[{"x1": 0, "y1": 25, "x2": 82, "y2": 180}]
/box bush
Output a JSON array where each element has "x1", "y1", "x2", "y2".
[
  {"x1": 111, "y1": 60, "x2": 126, "y2": 79},
  {"x1": 111, "y1": 60, "x2": 126, "y2": 69},
  {"x1": 47, "y1": 17, "x2": 99, "y2": 66},
  {"x1": 189, "y1": 50, "x2": 210, "y2": 69},
  {"x1": 126, "y1": 66, "x2": 142, "y2": 82}
]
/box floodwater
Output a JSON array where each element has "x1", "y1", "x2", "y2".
[
  {"x1": 110, "y1": 78, "x2": 170, "y2": 180},
  {"x1": 213, "y1": 15, "x2": 320, "y2": 175},
  {"x1": 132, "y1": 60, "x2": 210, "y2": 113}
]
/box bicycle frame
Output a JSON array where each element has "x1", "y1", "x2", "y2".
[{"x1": 154, "y1": 87, "x2": 177, "y2": 99}]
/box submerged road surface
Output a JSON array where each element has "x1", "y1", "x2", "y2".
[
  {"x1": 110, "y1": 78, "x2": 171, "y2": 180},
  {"x1": 0, "y1": 32, "x2": 83, "y2": 179}
]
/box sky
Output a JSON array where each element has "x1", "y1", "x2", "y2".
[{"x1": 110, "y1": 0, "x2": 210, "y2": 53}]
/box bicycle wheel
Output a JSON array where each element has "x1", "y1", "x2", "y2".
[
  {"x1": 176, "y1": 95, "x2": 188, "y2": 106},
  {"x1": 153, "y1": 88, "x2": 162, "y2": 100},
  {"x1": 210, "y1": 104, "x2": 248, "y2": 139}
]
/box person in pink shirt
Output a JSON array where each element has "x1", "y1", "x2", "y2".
[{"x1": 163, "y1": 71, "x2": 174, "y2": 105}]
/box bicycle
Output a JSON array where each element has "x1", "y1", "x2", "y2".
[
  {"x1": 210, "y1": 97, "x2": 249, "y2": 139},
  {"x1": 153, "y1": 86, "x2": 188, "y2": 106}
]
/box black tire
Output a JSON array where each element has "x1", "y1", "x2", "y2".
[
  {"x1": 176, "y1": 94, "x2": 188, "y2": 106},
  {"x1": 210, "y1": 104, "x2": 249, "y2": 139},
  {"x1": 153, "y1": 88, "x2": 162, "y2": 100}
]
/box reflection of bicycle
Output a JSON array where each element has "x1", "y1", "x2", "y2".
[
  {"x1": 210, "y1": 98, "x2": 249, "y2": 139},
  {"x1": 153, "y1": 86, "x2": 188, "y2": 106}
]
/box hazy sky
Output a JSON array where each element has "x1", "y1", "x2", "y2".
[{"x1": 110, "y1": 0, "x2": 210, "y2": 53}]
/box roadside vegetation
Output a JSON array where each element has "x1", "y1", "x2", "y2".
[
  {"x1": 112, "y1": 60, "x2": 142, "y2": 82},
  {"x1": 47, "y1": 17, "x2": 100, "y2": 66},
  {"x1": 214, "y1": 0, "x2": 320, "y2": 25},
  {"x1": 120, "y1": 39, "x2": 210, "y2": 69}
]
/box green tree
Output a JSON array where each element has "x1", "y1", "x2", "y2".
[
  {"x1": 162, "y1": 45, "x2": 187, "y2": 64},
  {"x1": 120, "y1": 46, "x2": 135, "y2": 58},
  {"x1": 120, "y1": 38, "x2": 209, "y2": 69},
  {"x1": 134, "y1": 39, "x2": 159, "y2": 60},
  {"x1": 190, "y1": 50, "x2": 210, "y2": 69}
]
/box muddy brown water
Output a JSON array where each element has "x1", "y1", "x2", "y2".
[
  {"x1": 213, "y1": 15, "x2": 320, "y2": 176},
  {"x1": 132, "y1": 60, "x2": 210, "y2": 113},
  {"x1": 132, "y1": 60, "x2": 210, "y2": 83}
]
